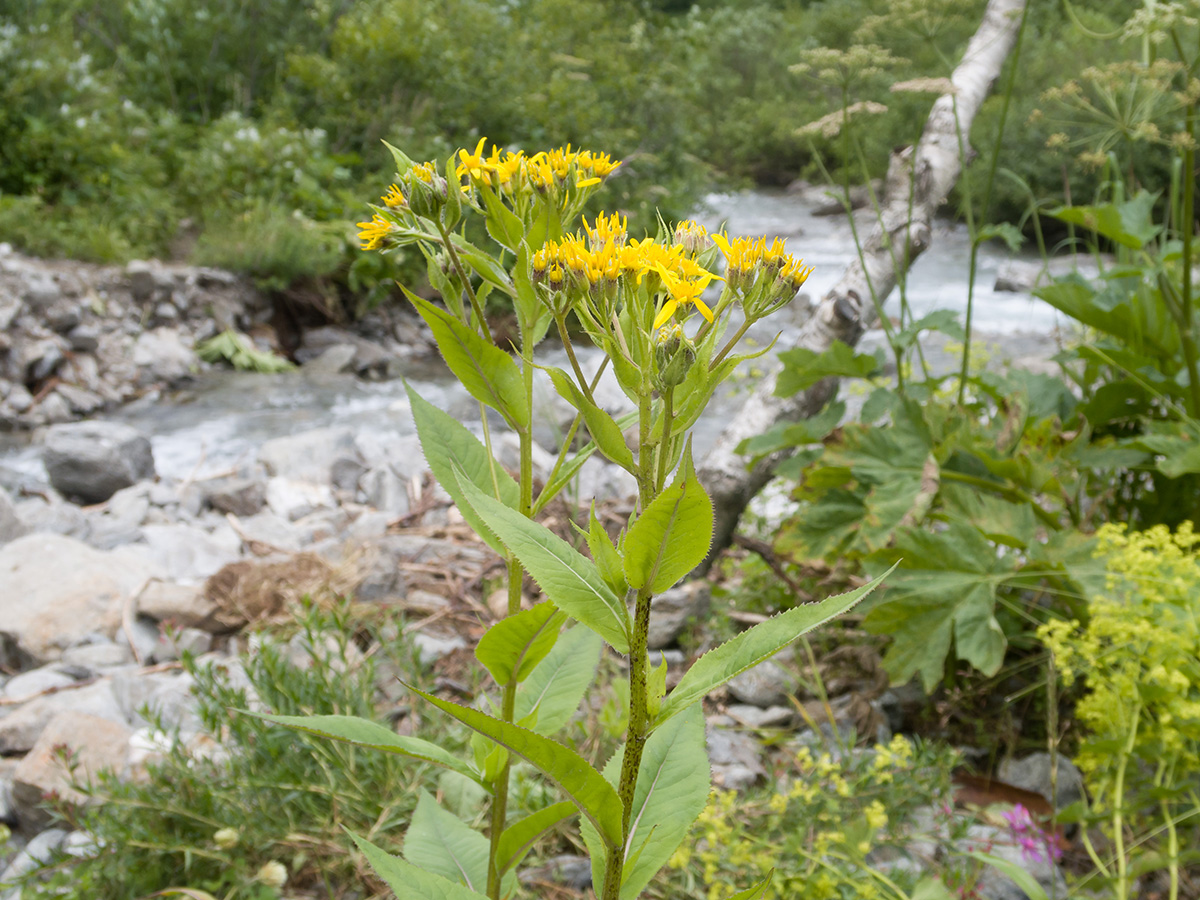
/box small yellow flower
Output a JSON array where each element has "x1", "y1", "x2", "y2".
[
  {"x1": 456, "y1": 137, "x2": 496, "y2": 181},
  {"x1": 381, "y1": 183, "x2": 406, "y2": 208},
  {"x1": 356, "y1": 214, "x2": 394, "y2": 251},
  {"x1": 653, "y1": 273, "x2": 714, "y2": 328}
]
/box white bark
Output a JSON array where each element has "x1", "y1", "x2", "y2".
[{"x1": 700, "y1": 0, "x2": 1027, "y2": 559}]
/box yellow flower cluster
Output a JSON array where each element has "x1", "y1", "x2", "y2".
[
  {"x1": 456, "y1": 138, "x2": 621, "y2": 193},
  {"x1": 712, "y1": 233, "x2": 814, "y2": 294},
  {"x1": 355, "y1": 214, "x2": 394, "y2": 251},
  {"x1": 530, "y1": 211, "x2": 718, "y2": 327}
]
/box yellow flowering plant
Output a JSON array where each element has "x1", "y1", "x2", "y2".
[
  {"x1": 263, "y1": 137, "x2": 889, "y2": 900},
  {"x1": 1039, "y1": 523, "x2": 1200, "y2": 900}
]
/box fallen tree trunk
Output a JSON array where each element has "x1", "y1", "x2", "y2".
[{"x1": 700, "y1": 0, "x2": 1027, "y2": 561}]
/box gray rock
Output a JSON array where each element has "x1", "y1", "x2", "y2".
[
  {"x1": 258, "y1": 427, "x2": 358, "y2": 485},
  {"x1": 133, "y1": 327, "x2": 195, "y2": 384},
  {"x1": 66, "y1": 323, "x2": 101, "y2": 353},
  {"x1": 726, "y1": 704, "x2": 798, "y2": 729},
  {"x1": 519, "y1": 855, "x2": 592, "y2": 891},
  {"x1": 60, "y1": 641, "x2": 132, "y2": 671},
  {"x1": 707, "y1": 721, "x2": 766, "y2": 790},
  {"x1": 43, "y1": 420, "x2": 156, "y2": 504},
  {"x1": 412, "y1": 632, "x2": 468, "y2": 666},
  {"x1": 967, "y1": 823, "x2": 1068, "y2": 900},
  {"x1": 2, "y1": 666, "x2": 76, "y2": 701},
  {"x1": 136, "y1": 580, "x2": 218, "y2": 629},
  {"x1": 0, "y1": 680, "x2": 128, "y2": 754},
  {"x1": 126, "y1": 259, "x2": 167, "y2": 303},
  {"x1": 11, "y1": 712, "x2": 132, "y2": 829},
  {"x1": 361, "y1": 465, "x2": 410, "y2": 516},
  {"x1": 0, "y1": 827, "x2": 68, "y2": 888},
  {"x1": 5, "y1": 383, "x2": 32, "y2": 414},
  {"x1": 21, "y1": 273, "x2": 59, "y2": 310},
  {"x1": 0, "y1": 488, "x2": 24, "y2": 545},
  {"x1": 302, "y1": 343, "x2": 358, "y2": 375},
  {"x1": 137, "y1": 523, "x2": 242, "y2": 581},
  {"x1": 265, "y1": 476, "x2": 334, "y2": 521},
  {"x1": 997, "y1": 753, "x2": 1085, "y2": 812},
  {"x1": 12, "y1": 495, "x2": 90, "y2": 539},
  {"x1": 54, "y1": 382, "x2": 105, "y2": 416},
  {"x1": 201, "y1": 475, "x2": 266, "y2": 517},
  {"x1": 28, "y1": 342, "x2": 65, "y2": 383},
  {"x1": 727, "y1": 659, "x2": 797, "y2": 708},
  {"x1": 154, "y1": 627, "x2": 212, "y2": 661},
  {"x1": 0, "y1": 534, "x2": 160, "y2": 663},
  {"x1": 646, "y1": 582, "x2": 711, "y2": 649}
]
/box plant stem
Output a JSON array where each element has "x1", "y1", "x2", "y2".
[
  {"x1": 557, "y1": 313, "x2": 598, "y2": 405},
  {"x1": 436, "y1": 219, "x2": 487, "y2": 330},
  {"x1": 1113, "y1": 704, "x2": 1141, "y2": 900},
  {"x1": 603, "y1": 378, "x2": 659, "y2": 900},
  {"x1": 655, "y1": 386, "x2": 675, "y2": 491},
  {"x1": 1178, "y1": 98, "x2": 1200, "y2": 417},
  {"x1": 485, "y1": 342, "x2": 536, "y2": 900}
]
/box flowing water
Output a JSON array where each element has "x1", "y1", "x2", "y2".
[{"x1": 0, "y1": 190, "x2": 1065, "y2": 485}]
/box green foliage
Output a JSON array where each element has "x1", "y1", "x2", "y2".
[
  {"x1": 9, "y1": 602, "x2": 446, "y2": 899},
  {"x1": 195, "y1": 330, "x2": 295, "y2": 373}
]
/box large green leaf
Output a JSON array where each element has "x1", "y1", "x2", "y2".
[
  {"x1": 586, "y1": 704, "x2": 710, "y2": 900},
  {"x1": 1033, "y1": 274, "x2": 1177, "y2": 359},
  {"x1": 515, "y1": 624, "x2": 603, "y2": 735},
  {"x1": 864, "y1": 523, "x2": 1015, "y2": 691},
  {"x1": 407, "y1": 384, "x2": 520, "y2": 558},
  {"x1": 455, "y1": 472, "x2": 631, "y2": 653},
  {"x1": 655, "y1": 570, "x2": 890, "y2": 728},
  {"x1": 586, "y1": 503, "x2": 628, "y2": 597},
  {"x1": 350, "y1": 832, "x2": 487, "y2": 900},
  {"x1": 249, "y1": 712, "x2": 479, "y2": 782},
  {"x1": 494, "y1": 801, "x2": 578, "y2": 874},
  {"x1": 408, "y1": 292, "x2": 529, "y2": 430},
  {"x1": 1046, "y1": 192, "x2": 1161, "y2": 249},
  {"x1": 475, "y1": 602, "x2": 565, "y2": 686},
  {"x1": 403, "y1": 790, "x2": 490, "y2": 893},
  {"x1": 409, "y1": 684, "x2": 623, "y2": 849},
  {"x1": 547, "y1": 366, "x2": 636, "y2": 472},
  {"x1": 623, "y1": 443, "x2": 713, "y2": 594},
  {"x1": 775, "y1": 341, "x2": 882, "y2": 396},
  {"x1": 737, "y1": 401, "x2": 845, "y2": 460}
]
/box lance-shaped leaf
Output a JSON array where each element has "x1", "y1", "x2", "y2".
[
  {"x1": 623, "y1": 442, "x2": 713, "y2": 594},
  {"x1": 247, "y1": 712, "x2": 480, "y2": 782},
  {"x1": 586, "y1": 503, "x2": 628, "y2": 597},
  {"x1": 478, "y1": 181, "x2": 524, "y2": 253},
  {"x1": 407, "y1": 291, "x2": 529, "y2": 430},
  {"x1": 475, "y1": 602, "x2": 566, "y2": 686},
  {"x1": 455, "y1": 472, "x2": 631, "y2": 653},
  {"x1": 408, "y1": 384, "x2": 519, "y2": 558},
  {"x1": 515, "y1": 624, "x2": 603, "y2": 735},
  {"x1": 495, "y1": 801, "x2": 578, "y2": 874},
  {"x1": 350, "y1": 832, "x2": 487, "y2": 900},
  {"x1": 546, "y1": 366, "x2": 636, "y2": 473},
  {"x1": 654, "y1": 569, "x2": 892, "y2": 728},
  {"x1": 403, "y1": 791, "x2": 491, "y2": 893},
  {"x1": 451, "y1": 235, "x2": 517, "y2": 298},
  {"x1": 408, "y1": 684, "x2": 623, "y2": 849},
  {"x1": 583, "y1": 704, "x2": 710, "y2": 900},
  {"x1": 726, "y1": 874, "x2": 776, "y2": 900}
]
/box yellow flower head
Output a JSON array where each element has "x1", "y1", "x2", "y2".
[
  {"x1": 456, "y1": 137, "x2": 497, "y2": 182},
  {"x1": 585, "y1": 211, "x2": 628, "y2": 249},
  {"x1": 381, "y1": 183, "x2": 406, "y2": 209},
  {"x1": 356, "y1": 214, "x2": 394, "y2": 251},
  {"x1": 674, "y1": 219, "x2": 711, "y2": 254},
  {"x1": 578, "y1": 149, "x2": 622, "y2": 178},
  {"x1": 654, "y1": 271, "x2": 715, "y2": 329}
]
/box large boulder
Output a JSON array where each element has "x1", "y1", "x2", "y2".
[
  {"x1": 42, "y1": 420, "x2": 155, "y2": 504},
  {"x1": 0, "y1": 533, "x2": 160, "y2": 663}
]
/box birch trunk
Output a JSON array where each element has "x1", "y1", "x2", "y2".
[{"x1": 700, "y1": 0, "x2": 1027, "y2": 560}]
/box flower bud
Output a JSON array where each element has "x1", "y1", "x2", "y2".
[
  {"x1": 653, "y1": 324, "x2": 696, "y2": 390},
  {"x1": 256, "y1": 861, "x2": 288, "y2": 889},
  {"x1": 213, "y1": 827, "x2": 239, "y2": 850}
]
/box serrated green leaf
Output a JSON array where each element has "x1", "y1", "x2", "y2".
[
  {"x1": 623, "y1": 441, "x2": 713, "y2": 594},
  {"x1": 438, "y1": 769, "x2": 488, "y2": 820},
  {"x1": 976, "y1": 222, "x2": 1024, "y2": 252},
  {"x1": 455, "y1": 472, "x2": 631, "y2": 653},
  {"x1": 248, "y1": 712, "x2": 479, "y2": 781},
  {"x1": 408, "y1": 684, "x2": 623, "y2": 849},
  {"x1": 383, "y1": 140, "x2": 417, "y2": 177},
  {"x1": 515, "y1": 625, "x2": 603, "y2": 735},
  {"x1": 403, "y1": 791, "x2": 490, "y2": 893},
  {"x1": 655, "y1": 570, "x2": 890, "y2": 727},
  {"x1": 408, "y1": 291, "x2": 529, "y2": 429},
  {"x1": 495, "y1": 801, "x2": 578, "y2": 874},
  {"x1": 775, "y1": 341, "x2": 882, "y2": 396},
  {"x1": 350, "y1": 832, "x2": 487, "y2": 900},
  {"x1": 407, "y1": 384, "x2": 519, "y2": 558},
  {"x1": 547, "y1": 367, "x2": 636, "y2": 472},
  {"x1": 737, "y1": 401, "x2": 844, "y2": 459},
  {"x1": 583, "y1": 705, "x2": 711, "y2": 899},
  {"x1": 475, "y1": 602, "x2": 565, "y2": 686}
]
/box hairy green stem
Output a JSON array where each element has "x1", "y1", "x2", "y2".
[
  {"x1": 435, "y1": 219, "x2": 487, "y2": 330},
  {"x1": 557, "y1": 313, "x2": 598, "y2": 405},
  {"x1": 603, "y1": 377, "x2": 659, "y2": 900},
  {"x1": 1113, "y1": 705, "x2": 1141, "y2": 900}
]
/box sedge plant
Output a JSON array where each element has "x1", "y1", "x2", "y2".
[{"x1": 255, "y1": 138, "x2": 891, "y2": 900}]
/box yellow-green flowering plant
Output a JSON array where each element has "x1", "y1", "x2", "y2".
[{"x1": 259, "y1": 138, "x2": 890, "y2": 900}]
